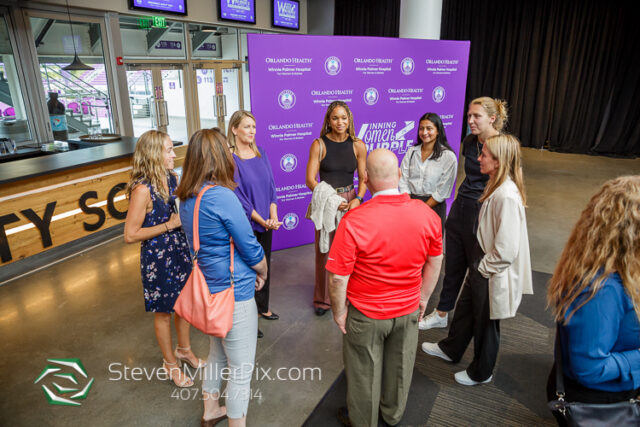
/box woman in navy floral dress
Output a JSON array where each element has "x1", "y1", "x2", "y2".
[{"x1": 125, "y1": 130, "x2": 204, "y2": 388}]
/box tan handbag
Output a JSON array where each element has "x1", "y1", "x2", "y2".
[{"x1": 174, "y1": 184, "x2": 235, "y2": 337}]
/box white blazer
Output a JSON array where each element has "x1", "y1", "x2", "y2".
[
  {"x1": 310, "y1": 181, "x2": 345, "y2": 253},
  {"x1": 477, "y1": 177, "x2": 533, "y2": 319}
]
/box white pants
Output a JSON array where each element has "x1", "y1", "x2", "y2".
[{"x1": 202, "y1": 298, "x2": 258, "y2": 419}]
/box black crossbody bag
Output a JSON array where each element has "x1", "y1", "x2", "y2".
[{"x1": 548, "y1": 326, "x2": 640, "y2": 426}]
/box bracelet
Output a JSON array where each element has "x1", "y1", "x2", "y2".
[
  {"x1": 355, "y1": 196, "x2": 363, "y2": 202},
  {"x1": 165, "y1": 223, "x2": 170, "y2": 232}
]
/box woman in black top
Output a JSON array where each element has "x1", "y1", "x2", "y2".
[
  {"x1": 419, "y1": 97, "x2": 508, "y2": 330},
  {"x1": 306, "y1": 101, "x2": 367, "y2": 315}
]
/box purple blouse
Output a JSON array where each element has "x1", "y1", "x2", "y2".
[{"x1": 233, "y1": 147, "x2": 278, "y2": 233}]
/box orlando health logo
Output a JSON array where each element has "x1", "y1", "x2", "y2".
[
  {"x1": 278, "y1": 90, "x2": 296, "y2": 110},
  {"x1": 363, "y1": 88, "x2": 379, "y2": 106},
  {"x1": 282, "y1": 213, "x2": 299, "y2": 230},
  {"x1": 34, "y1": 358, "x2": 95, "y2": 406},
  {"x1": 401, "y1": 57, "x2": 415, "y2": 75},
  {"x1": 280, "y1": 153, "x2": 297, "y2": 172},
  {"x1": 324, "y1": 56, "x2": 341, "y2": 75},
  {"x1": 432, "y1": 86, "x2": 445, "y2": 103}
]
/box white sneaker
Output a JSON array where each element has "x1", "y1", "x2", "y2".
[
  {"x1": 454, "y1": 370, "x2": 492, "y2": 386},
  {"x1": 419, "y1": 309, "x2": 448, "y2": 330},
  {"x1": 421, "y1": 342, "x2": 452, "y2": 362}
]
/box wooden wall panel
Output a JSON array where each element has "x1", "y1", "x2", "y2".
[{"x1": 0, "y1": 145, "x2": 188, "y2": 266}]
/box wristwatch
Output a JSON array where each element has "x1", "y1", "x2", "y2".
[{"x1": 355, "y1": 196, "x2": 363, "y2": 202}]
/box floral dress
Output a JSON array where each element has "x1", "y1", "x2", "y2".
[{"x1": 139, "y1": 174, "x2": 192, "y2": 312}]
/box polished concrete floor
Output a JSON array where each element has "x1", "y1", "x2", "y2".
[{"x1": 1, "y1": 148, "x2": 638, "y2": 426}]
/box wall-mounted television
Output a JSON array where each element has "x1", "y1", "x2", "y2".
[
  {"x1": 128, "y1": 0, "x2": 187, "y2": 15},
  {"x1": 218, "y1": 0, "x2": 256, "y2": 24},
  {"x1": 272, "y1": 0, "x2": 299, "y2": 30}
]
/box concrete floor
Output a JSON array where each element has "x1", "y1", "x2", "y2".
[{"x1": 0, "y1": 148, "x2": 638, "y2": 426}]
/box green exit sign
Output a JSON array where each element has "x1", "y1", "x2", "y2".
[{"x1": 137, "y1": 16, "x2": 167, "y2": 29}]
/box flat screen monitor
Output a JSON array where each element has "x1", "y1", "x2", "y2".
[
  {"x1": 272, "y1": 0, "x2": 299, "y2": 30},
  {"x1": 128, "y1": 0, "x2": 187, "y2": 15},
  {"x1": 218, "y1": 0, "x2": 256, "y2": 24}
]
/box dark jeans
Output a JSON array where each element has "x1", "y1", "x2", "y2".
[
  {"x1": 254, "y1": 229, "x2": 272, "y2": 314},
  {"x1": 546, "y1": 364, "x2": 640, "y2": 426},
  {"x1": 438, "y1": 250, "x2": 500, "y2": 382},
  {"x1": 409, "y1": 194, "x2": 447, "y2": 233},
  {"x1": 437, "y1": 195, "x2": 482, "y2": 312}
]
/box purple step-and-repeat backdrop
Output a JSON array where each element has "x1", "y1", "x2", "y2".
[{"x1": 247, "y1": 34, "x2": 470, "y2": 251}]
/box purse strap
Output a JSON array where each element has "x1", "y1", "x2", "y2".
[
  {"x1": 554, "y1": 324, "x2": 567, "y2": 398},
  {"x1": 192, "y1": 184, "x2": 235, "y2": 285}
]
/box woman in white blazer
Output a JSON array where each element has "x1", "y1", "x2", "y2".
[{"x1": 422, "y1": 134, "x2": 532, "y2": 386}]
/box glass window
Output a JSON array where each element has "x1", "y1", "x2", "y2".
[
  {"x1": 0, "y1": 15, "x2": 32, "y2": 143},
  {"x1": 189, "y1": 24, "x2": 238, "y2": 60},
  {"x1": 30, "y1": 16, "x2": 115, "y2": 139},
  {"x1": 240, "y1": 29, "x2": 259, "y2": 110},
  {"x1": 119, "y1": 16, "x2": 186, "y2": 59}
]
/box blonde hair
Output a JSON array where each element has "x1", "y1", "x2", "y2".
[
  {"x1": 547, "y1": 176, "x2": 640, "y2": 324},
  {"x1": 320, "y1": 101, "x2": 356, "y2": 140},
  {"x1": 470, "y1": 97, "x2": 508, "y2": 132},
  {"x1": 227, "y1": 110, "x2": 260, "y2": 158},
  {"x1": 127, "y1": 130, "x2": 172, "y2": 202},
  {"x1": 479, "y1": 134, "x2": 527, "y2": 206}
]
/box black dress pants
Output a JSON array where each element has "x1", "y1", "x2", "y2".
[
  {"x1": 253, "y1": 229, "x2": 272, "y2": 314},
  {"x1": 437, "y1": 196, "x2": 482, "y2": 312},
  {"x1": 438, "y1": 259, "x2": 500, "y2": 382}
]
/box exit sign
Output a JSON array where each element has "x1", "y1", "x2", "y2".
[{"x1": 137, "y1": 16, "x2": 167, "y2": 29}]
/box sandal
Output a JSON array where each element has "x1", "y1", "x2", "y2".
[
  {"x1": 175, "y1": 346, "x2": 207, "y2": 369},
  {"x1": 162, "y1": 359, "x2": 194, "y2": 388}
]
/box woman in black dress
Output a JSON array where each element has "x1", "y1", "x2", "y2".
[{"x1": 305, "y1": 101, "x2": 367, "y2": 315}]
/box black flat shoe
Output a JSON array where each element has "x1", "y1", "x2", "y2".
[
  {"x1": 260, "y1": 312, "x2": 279, "y2": 320},
  {"x1": 257, "y1": 329, "x2": 264, "y2": 338},
  {"x1": 315, "y1": 307, "x2": 329, "y2": 316},
  {"x1": 337, "y1": 406, "x2": 351, "y2": 426}
]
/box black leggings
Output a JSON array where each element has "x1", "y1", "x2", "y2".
[
  {"x1": 437, "y1": 196, "x2": 482, "y2": 312},
  {"x1": 253, "y1": 229, "x2": 272, "y2": 314}
]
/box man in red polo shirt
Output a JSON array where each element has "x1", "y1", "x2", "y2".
[{"x1": 327, "y1": 149, "x2": 443, "y2": 427}]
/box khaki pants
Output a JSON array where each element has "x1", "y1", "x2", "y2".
[{"x1": 343, "y1": 305, "x2": 419, "y2": 427}]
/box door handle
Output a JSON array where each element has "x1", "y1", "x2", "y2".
[
  {"x1": 221, "y1": 94, "x2": 227, "y2": 118},
  {"x1": 156, "y1": 100, "x2": 169, "y2": 127}
]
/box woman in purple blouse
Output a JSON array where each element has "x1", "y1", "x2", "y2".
[{"x1": 228, "y1": 111, "x2": 282, "y2": 333}]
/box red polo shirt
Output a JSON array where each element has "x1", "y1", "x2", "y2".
[{"x1": 326, "y1": 193, "x2": 442, "y2": 320}]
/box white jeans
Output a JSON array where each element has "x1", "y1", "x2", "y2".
[{"x1": 202, "y1": 298, "x2": 258, "y2": 419}]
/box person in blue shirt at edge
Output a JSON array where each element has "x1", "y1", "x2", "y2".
[
  {"x1": 176, "y1": 128, "x2": 268, "y2": 427},
  {"x1": 546, "y1": 175, "x2": 640, "y2": 426}
]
